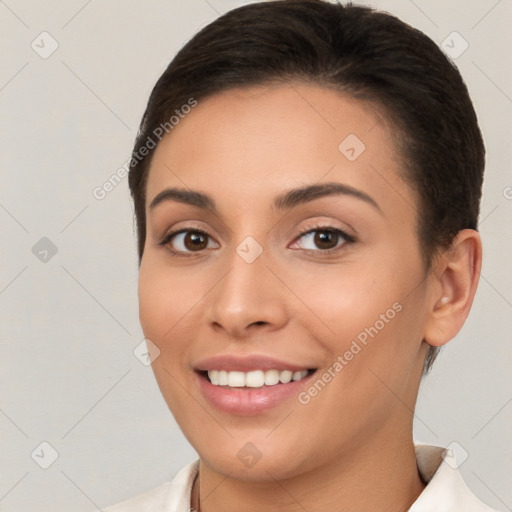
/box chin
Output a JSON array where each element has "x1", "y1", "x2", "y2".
[{"x1": 200, "y1": 448, "x2": 309, "y2": 482}]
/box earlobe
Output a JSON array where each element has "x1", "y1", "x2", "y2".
[{"x1": 424, "y1": 229, "x2": 482, "y2": 347}]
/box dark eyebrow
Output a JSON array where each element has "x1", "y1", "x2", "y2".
[
  {"x1": 273, "y1": 182, "x2": 382, "y2": 213},
  {"x1": 148, "y1": 182, "x2": 381, "y2": 214},
  {"x1": 149, "y1": 188, "x2": 217, "y2": 212}
]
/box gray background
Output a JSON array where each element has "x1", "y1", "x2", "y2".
[{"x1": 1, "y1": 0, "x2": 511, "y2": 510}]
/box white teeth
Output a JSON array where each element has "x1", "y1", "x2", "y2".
[
  {"x1": 292, "y1": 371, "x2": 304, "y2": 381},
  {"x1": 264, "y1": 369, "x2": 280, "y2": 386},
  {"x1": 207, "y1": 369, "x2": 309, "y2": 388},
  {"x1": 279, "y1": 370, "x2": 293, "y2": 384},
  {"x1": 228, "y1": 371, "x2": 245, "y2": 387},
  {"x1": 218, "y1": 370, "x2": 229, "y2": 386},
  {"x1": 246, "y1": 370, "x2": 265, "y2": 388}
]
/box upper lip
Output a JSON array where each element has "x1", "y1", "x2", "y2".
[{"x1": 194, "y1": 354, "x2": 314, "y2": 372}]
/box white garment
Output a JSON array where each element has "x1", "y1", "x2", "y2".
[{"x1": 103, "y1": 444, "x2": 499, "y2": 511}]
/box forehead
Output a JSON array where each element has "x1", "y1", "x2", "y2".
[{"x1": 145, "y1": 84, "x2": 414, "y2": 218}]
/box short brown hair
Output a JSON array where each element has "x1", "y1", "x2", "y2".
[{"x1": 128, "y1": 0, "x2": 485, "y2": 373}]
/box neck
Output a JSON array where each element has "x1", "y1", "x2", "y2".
[{"x1": 191, "y1": 428, "x2": 425, "y2": 512}]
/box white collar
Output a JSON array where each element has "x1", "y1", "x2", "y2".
[
  {"x1": 410, "y1": 443, "x2": 496, "y2": 511},
  {"x1": 105, "y1": 443, "x2": 498, "y2": 511}
]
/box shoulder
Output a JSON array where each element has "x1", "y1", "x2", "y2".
[
  {"x1": 103, "y1": 481, "x2": 174, "y2": 512},
  {"x1": 102, "y1": 460, "x2": 199, "y2": 512},
  {"x1": 411, "y1": 444, "x2": 501, "y2": 512}
]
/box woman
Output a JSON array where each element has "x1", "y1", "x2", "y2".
[{"x1": 105, "y1": 1, "x2": 498, "y2": 510}]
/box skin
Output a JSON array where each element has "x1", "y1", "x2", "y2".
[{"x1": 138, "y1": 84, "x2": 482, "y2": 512}]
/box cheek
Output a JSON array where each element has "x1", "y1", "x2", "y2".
[
  {"x1": 138, "y1": 256, "x2": 206, "y2": 342},
  {"x1": 137, "y1": 258, "x2": 201, "y2": 415},
  {"x1": 290, "y1": 253, "x2": 425, "y2": 376},
  {"x1": 287, "y1": 260, "x2": 402, "y2": 343}
]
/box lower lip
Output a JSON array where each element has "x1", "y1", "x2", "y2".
[{"x1": 196, "y1": 371, "x2": 315, "y2": 415}]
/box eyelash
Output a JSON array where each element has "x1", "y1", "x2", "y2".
[
  {"x1": 293, "y1": 224, "x2": 356, "y2": 254},
  {"x1": 158, "y1": 225, "x2": 355, "y2": 257},
  {"x1": 158, "y1": 228, "x2": 212, "y2": 257}
]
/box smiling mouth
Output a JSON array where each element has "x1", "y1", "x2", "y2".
[{"x1": 201, "y1": 369, "x2": 317, "y2": 389}]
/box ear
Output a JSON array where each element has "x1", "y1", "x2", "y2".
[{"x1": 423, "y1": 229, "x2": 482, "y2": 347}]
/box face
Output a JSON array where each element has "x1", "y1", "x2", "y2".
[{"x1": 138, "y1": 84, "x2": 431, "y2": 481}]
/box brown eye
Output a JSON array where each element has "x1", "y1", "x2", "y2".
[
  {"x1": 183, "y1": 231, "x2": 208, "y2": 251},
  {"x1": 292, "y1": 227, "x2": 352, "y2": 253},
  {"x1": 313, "y1": 230, "x2": 339, "y2": 250},
  {"x1": 163, "y1": 229, "x2": 218, "y2": 254}
]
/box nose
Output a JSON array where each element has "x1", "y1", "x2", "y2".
[{"x1": 207, "y1": 249, "x2": 289, "y2": 339}]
